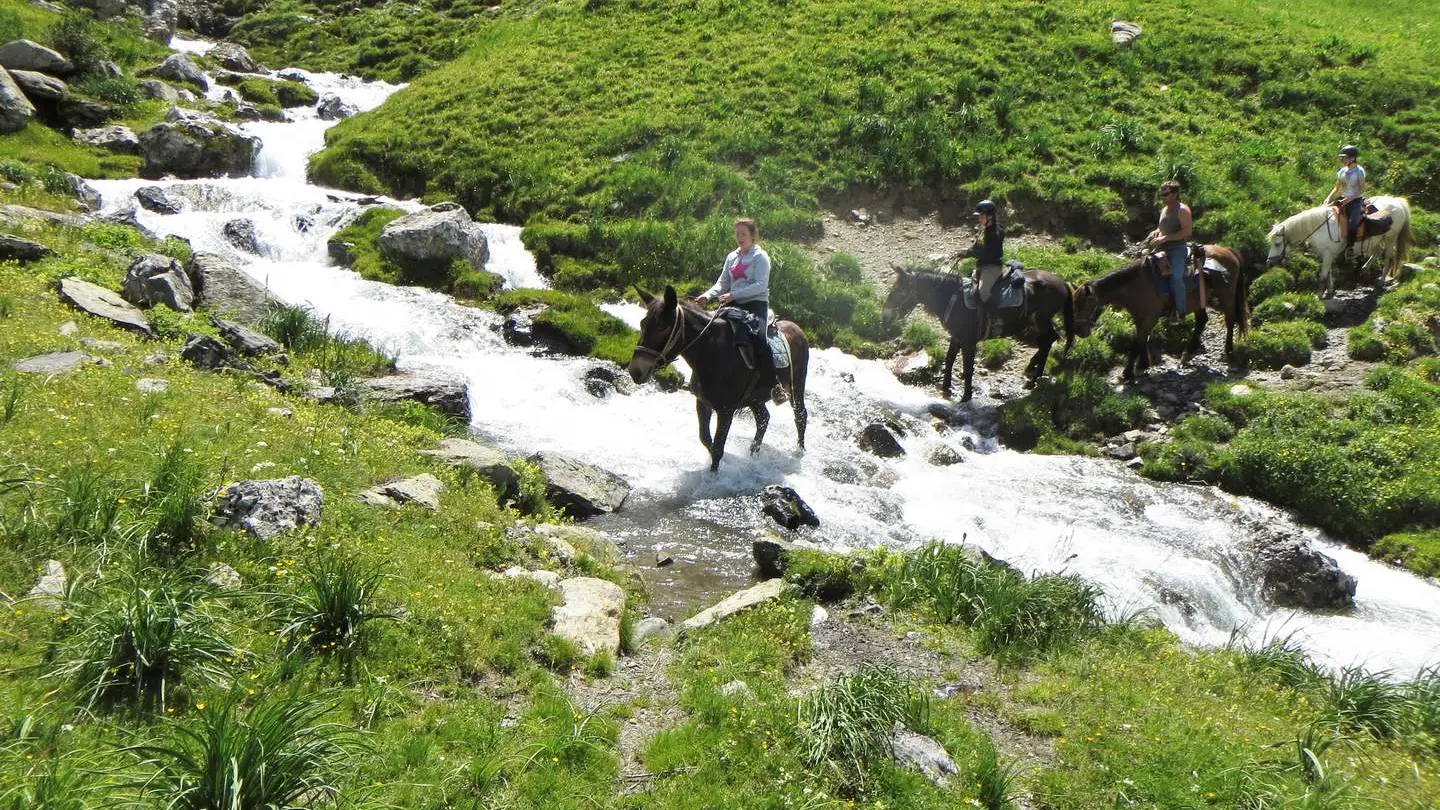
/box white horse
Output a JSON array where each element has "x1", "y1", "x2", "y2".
[{"x1": 1265, "y1": 195, "x2": 1413, "y2": 298}]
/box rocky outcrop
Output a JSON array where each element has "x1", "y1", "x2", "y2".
[
  {"x1": 1248, "y1": 527, "x2": 1356, "y2": 610},
  {"x1": 56, "y1": 277, "x2": 153, "y2": 336},
  {"x1": 211, "y1": 476, "x2": 323, "y2": 539},
  {"x1": 377, "y1": 204, "x2": 489, "y2": 283},
  {"x1": 178, "y1": 0, "x2": 236, "y2": 37},
  {"x1": 0, "y1": 233, "x2": 54, "y2": 262},
  {"x1": 209, "y1": 42, "x2": 260, "y2": 73},
  {"x1": 55, "y1": 96, "x2": 113, "y2": 129},
  {"x1": 316, "y1": 93, "x2": 357, "y2": 120},
  {"x1": 74, "y1": 124, "x2": 140, "y2": 155},
  {"x1": 551, "y1": 577, "x2": 626, "y2": 657},
  {"x1": 418, "y1": 438, "x2": 518, "y2": 501},
  {"x1": 680, "y1": 579, "x2": 788, "y2": 633},
  {"x1": 222, "y1": 217, "x2": 259, "y2": 252},
  {"x1": 213, "y1": 317, "x2": 280, "y2": 356},
  {"x1": 138, "y1": 115, "x2": 259, "y2": 179},
  {"x1": 526, "y1": 451, "x2": 630, "y2": 519},
  {"x1": 0, "y1": 40, "x2": 73, "y2": 75},
  {"x1": 0, "y1": 69, "x2": 35, "y2": 133},
  {"x1": 359, "y1": 374, "x2": 469, "y2": 421},
  {"x1": 359, "y1": 474, "x2": 443, "y2": 510},
  {"x1": 13, "y1": 351, "x2": 99, "y2": 374},
  {"x1": 9, "y1": 68, "x2": 65, "y2": 101},
  {"x1": 141, "y1": 53, "x2": 207, "y2": 90},
  {"x1": 180, "y1": 334, "x2": 237, "y2": 369},
  {"x1": 859, "y1": 422, "x2": 906, "y2": 457},
  {"x1": 139, "y1": 78, "x2": 180, "y2": 103},
  {"x1": 0, "y1": 203, "x2": 86, "y2": 228},
  {"x1": 122, "y1": 253, "x2": 194, "y2": 311},
  {"x1": 63, "y1": 173, "x2": 101, "y2": 212},
  {"x1": 186, "y1": 251, "x2": 277, "y2": 322},
  {"x1": 891, "y1": 726, "x2": 959, "y2": 786},
  {"x1": 760, "y1": 485, "x2": 820, "y2": 530}
]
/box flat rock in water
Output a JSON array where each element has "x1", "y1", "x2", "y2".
[
  {"x1": 212, "y1": 476, "x2": 323, "y2": 539},
  {"x1": 56, "y1": 277, "x2": 153, "y2": 336},
  {"x1": 0, "y1": 233, "x2": 54, "y2": 262},
  {"x1": 760, "y1": 484, "x2": 820, "y2": 530},
  {"x1": 551, "y1": 577, "x2": 626, "y2": 656},
  {"x1": 681, "y1": 578, "x2": 788, "y2": 633},
  {"x1": 136, "y1": 185, "x2": 183, "y2": 215},
  {"x1": 360, "y1": 374, "x2": 470, "y2": 421},
  {"x1": 526, "y1": 451, "x2": 630, "y2": 519},
  {"x1": 13, "y1": 351, "x2": 95, "y2": 374},
  {"x1": 892, "y1": 726, "x2": 959, "y2": 786}
]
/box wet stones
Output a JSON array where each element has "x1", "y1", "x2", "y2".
[
  {"x1": 526, "y1": 451, "x2": 630, "y2": 519},
  {"x1": 316, "y1": 93, "x2": 357, "y2": 120},
  {"x1": 1249, "y1": 526, "x2": 1357, "y2": 610},
  {"x1": 136, "y1": 185, "x2": 184, "y2": 214},
  {"x1": 858, "y1": 422, "x2": 906, "y2": 457},
  {"x1": 760, "y1": 484, "x2": 820, "y2": 530},
  {"x1": 222, "y1": 217, "x2": 260, "y2": 253}
]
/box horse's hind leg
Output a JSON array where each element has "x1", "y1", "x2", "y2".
[
  {"x1": 791, "y1": 388, "x2": 808, "y2": 452},
  {"x1": 1183, "y1": 309, "x2": 1208, "y2": 361},
  {"x1": 696, "y1": 400, "x2": 714, "y2": 452},
  {"x1": 942, "y1": 339, "x2": 961, "y2": 400},
  {"x1": 709, "y1": 409, "x2": 736, "y2": 472},
  {"x1": 748, "y1": 402, "x2": 771, "y2": 455}
]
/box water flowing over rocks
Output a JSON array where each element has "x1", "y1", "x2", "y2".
[
  {"x1": 359, "y1": 373, "x2": 470, "y2": 421},
  {"x1": 891, "y1": 726, "x2": 959, "y2": 786},
  {"x1": 136, "y1": 185, "x2": 183, "y2": 214},
  {"x1": 760, "y1": 485, "x2": 820, "y2": 530},
  {"x1": 56, "y1": 277, "x2": 152, "y2": 335},
  {"x1": 74, "y1": 124, "x2": 140, "y2": 155},
  {"x1": 858, "y1": 422, "x2": 906, "y2": 457},
  {"x1": 680, "y1": 579, "x2": 788, "y2": 633},
  {"x1": 926, "y1": 443, "x2": 964, "y2": 466},
  {"x1": 186, "y1": 251, "x2": 277, "y2": 322},
  {"x1": 0, "y1": 69, "x2": 35, "y2": 133},
  {"x1": 1249, "y1": 527, "x2": 1357, "y2": 610},
  {"x1": 552, "y1": 577, "x2": 626, "y2": 657},
  {"x1": 212, "y1": 476, "x2": 323, "y2": 539},
  {"x1": 377, "y1": 204, "x2": 489, "y2": 282},
  {"x1": 221, "y1": 217, "x2": 259, "y2": 252},
  {"x1": 0, "y1": 233, "x2": 54, "y2": 262},
  {"x1": 359, "y1": 473, "x2": 443, "y2": 510},
  {"x1": 13, "y1": 351, "x2": 98, "y2": 374},
  {"x1": 526, "y1": 451, "x2": 630, "y2": 519},
  {"x1": 138, "y1": 114, "x2": 259, "y2": 179},
  {"x1": 418, "y1": 438, "x2": 518, "y2": 501},
  {"x1": 122, "y1": 254, "x2": 194, "y2": 311},
  {"x1": 0, "y1": 40, "x2": 73, "y2": 75},
  {"x1": 25, "y1": 560, "x2": 67, "y2": 609}
]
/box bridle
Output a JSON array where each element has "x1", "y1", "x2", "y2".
[
  {"x1": 632, "y1": 303, "x2": 720, "y2": 368},
  {"x1": 1272, "y1": 210, "x2": 1337, "y2": 265}
]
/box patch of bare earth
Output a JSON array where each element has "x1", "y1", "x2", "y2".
[{"x1": 561, "y1": 644, "x2": 684, "y2": 792}]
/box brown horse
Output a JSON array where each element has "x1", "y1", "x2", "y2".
[
  {"x1": 882, "y1": 265, "x2": 1075, "y2": 402},
  {"x1": 1072, "y1": 246, "x2": 1249, "y2": 380},
  {"x1": 628, "y1": 286, "x2": 809, "y2": 472}
]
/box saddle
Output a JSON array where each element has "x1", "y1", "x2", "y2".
[
  {"x1": 1145, "y1": 243, "x2": 1206, "y2": 279},
  {"x1": 716, "y1": 306, "x2": 791, "y2": 369},
  {"x1": 1332, "y1": 199, "x2": 1394, "y2": 241}
]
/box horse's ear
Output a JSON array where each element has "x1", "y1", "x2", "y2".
[
  {"x1": 663, "y1": 285, "x2": 678, "y2": 309},
  {"x1": 889, "y1": 262, "x2": 907, "y2": 279},
  {"x1": 635, "y1": 286, "x2": 655, "y2": 305}
]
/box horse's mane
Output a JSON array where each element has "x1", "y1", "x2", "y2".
[
  {"x1": 1089, "y1": 260, "x2": 1145, "y2": 297},
  {"x1": 902, "y1": 267, "x2": 965, "y2": 290}
]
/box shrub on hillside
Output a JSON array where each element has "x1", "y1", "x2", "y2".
[
  {"x1": 998, "y1": 371, "x2": 1149, "y2": 452},
  {"x1": 1248, "y1": 269, "x2": 1294, "y2": 305},
  {"x1": 1231, "y1": 321, "x2": 1325, "y2": 370},
  {"x1": 1251, "y1": 292, "x2": 1325, "y2": 326},
  {"x1": 49, "y1": 12, "x2": 109, "y2": 77}
]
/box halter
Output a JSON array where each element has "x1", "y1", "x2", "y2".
[
  {"x1": 1275, "y1": 209, "x2": 1338, "y2": 263},
  {"x1": 632, "y1": 303, "x2": 719, "y2": 368}
]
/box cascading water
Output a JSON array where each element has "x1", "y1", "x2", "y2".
[{"x1": 88, "y1": 48, "x2": 1440, "y2": 676}]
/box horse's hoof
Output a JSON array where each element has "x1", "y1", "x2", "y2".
[{"x1": 960, "y1": 393, "x2": 973, "y2": 403}]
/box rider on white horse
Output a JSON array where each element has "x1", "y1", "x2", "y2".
[{"x1": 1323, "y1": 145, "x2": 1366, "y2": 259}]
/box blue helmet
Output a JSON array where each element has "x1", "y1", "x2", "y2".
[
  {"x1": 973, "y1": 199, "x2": 998, "y2": 216},
  {"x1": 1338, "y1": 145, "x2": 1359, "y2": 159}
]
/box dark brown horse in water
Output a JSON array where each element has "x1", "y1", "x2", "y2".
[
  {"x1": 882, "y1": 266, "x2": 1075, "y2": 402},
  {"x1": 1072, "y1": 245, "x2": 1249, "y2": 380},
  {"x1": 628, "y1": 286, "x2": 809, "y2": 472}
]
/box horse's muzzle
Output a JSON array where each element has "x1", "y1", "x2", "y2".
[
  {"x1": 1265, "y1": 254, "x2": 1281, "y2": 268},
  {"x1": 628, "y1": 357, "x2": 655, "y2": 385}
]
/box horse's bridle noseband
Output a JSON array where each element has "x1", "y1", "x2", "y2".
[{"x1": 632, "y1": 303, "x2": 719, "y2": 368}]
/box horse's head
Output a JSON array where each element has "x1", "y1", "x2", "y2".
[
  {"x1": 629, "y1": 285, "x2": 683, "y2": 385},
  {"x1": 1265, "y1": 222, "x2": 1287, "y2": 267},
  {"x1": 881, "y1": 264, "x2": 920, "y2": 329},
  {"x1": 1071, "y1": 281, "x2": 1101, "y2": 337}
]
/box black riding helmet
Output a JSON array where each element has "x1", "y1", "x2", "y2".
[
  {"x1": 1338, "y1": 145, "x2": 1359, "y2": 159},
  {"x1": 973, "y1": 199, "x2": 998, "y2": 216}
]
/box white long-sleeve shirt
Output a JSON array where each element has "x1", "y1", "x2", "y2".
[{"x1": 703, "y1": 245, "x2": 771, "y2": 304}]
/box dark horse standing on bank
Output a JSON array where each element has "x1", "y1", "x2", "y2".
[
  {"x1": 628, "y1": 286, "x2": 810, "y2": 472},
  {"x1": 882, "y1": 266, "x2": 1075, "y2": 402},
  {"x1": 1072, "y1": 245, "x2": 1249, "y2": 380}
]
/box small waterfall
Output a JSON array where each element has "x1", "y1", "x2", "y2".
[{"x1": 86, "y1": 43, "x2": 1440, "y2": 676}]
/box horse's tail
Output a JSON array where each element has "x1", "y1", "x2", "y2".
[{"x1": 1062, "y1": 282, "x2": 1076, "y2": 352}]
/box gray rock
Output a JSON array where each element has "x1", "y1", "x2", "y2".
[
  {"x1": 1105, "y1": 441, "x2": 1137, "y2": 461},
  {"x1": 810, "y1": 604, "x2": 829, "y2": 626},
  {"x1": 418, "y1": 438, "x2": 518, "y2": 502},
  {"x1": 64, "y1": 173, "x2": 101, "y2": 211},
  {"x1": 74, "y1": 124, "x2": 140, "y2": 155},
  {"x1": 56, "y1": 277, "x2": 153, "y2": 336},
  {"x1": 499, "y1": 566, "x2": 561, "y2": 589},
  {"x1": 222, "y1": 217, "x2": 259, "y2": 253},
  {"x1": 135, "y1": 377, "x2": 169, "y2": 393},
  {"x1": 526, "y1": 451, "x2": 630, "y2": 519},
  {"x1": 0, "y1": 40, "x2": 73, "y2": 76},
  {"x1": 327, "y1": 239, "x2": 353, "y2": 265},
  {"x1": 141, "y1": 53, "x2": 207, "y2": 90},
  {"x1": 78, "y1": 337, "x2": 126, "y2": 352},
  {"x1": 926, "y1": 443, "x2": 964, "y2": 466},
  {"x1": 0, "y1": 68, "x2": 35, "y2": 133},
  {"x1": 211, "y1": 476, "x2": 323, "y2": 539},
  {"x1": 359, "y1": 374, "x2": 470, "y2": 421},
  {"x1": 213, "y1": 317, "x2": 280, "y2": 356},
  {"x1": 138, "y1": 116, "x2": 259, "y2": 179},
  {"x1": 205, "y1": 562, "x2": 241, "y2": 590},
  {"x1": 13, "y1": 351, "x2": 96, "y2": 374},
  {"x1": 1111, "y1": 20, "x2": 1142, "y2": 47},
  {"x1": 122, "y1": 253, "x2": 194, "y2": 311},
  {"x1": 180, "y1": 334, "x2": 236, "y2": 369},
  {"x1": 0, "y1": 203, "x2": 86, "y2": 228},
  {"x1": 316, "y1": 93, "x2": 357, "y2": 120},
  {"x1": 760, "y1": 484, "x2": 820, "y2": 530},
  {"x1": 859, "y1": 422, "x2": 905, "y2": 457},
  {"x1": 100, "y1": 206, "x2": 156, "y2": 239},
  {"x1": 533, "y1": 524, "x2": 623, "y2": 564},
  {"x1": 1250, "y1": 527, "x2": 1356, "y2": 610},
  {"x1": 136, "y1": 185, "x2": 183, "y2": 214},
  {"x1": 96, "y1": 60, "x2": 123, "y2": 77},
  {"x1": 187, "y1": 252, "x2": 277, "y2": 322},
  {"x1": 552, "y1": 577, "x2": 626, "y2": 657},
  {"x1": 632, "y1": 617, "x2": 671, "y2": 644},
  {"x1": 681, "y1": 579, "x2": 788, "y2": 633},
  {"x1": 139, "y1": 78, "x2": 180, "y2": 103},
  {"x1": 752, "y1": 536, "x2": 801, "y2": 580},
  {"x1": 377, "y1": 205, "x2": 489, "y2": 283},
  {"x1": 8, "y1": 68, "x2": 65, "y2": 101},
  {"x1": 25, "y1": 559, "x2": 67, "y2": 609},
  {"x1": 718, "y1": 680, "x2": 754, "y2": 698},
  {"x1": 209, "y1": 41, "x2": 259, "y2": 73},
  {"x1": 891, "y1": 726, "x2": 959, "y2": 786},
  {"x1": 1280, "y1": 364, "x2": 1298, "y2": 380},
  {"x1": 360, "y1": 473, "x2": 443, "y2": 510},
  {"x1": 58, "y1": 320, "x2": 77, "y2": 336},
  {"x1": 56, "y1": 96, "x2": 113, "y2": 128},
  {"x1": 0, "y1": 233, "x2": 54, "y2": 262}
]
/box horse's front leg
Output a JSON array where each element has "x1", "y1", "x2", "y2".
[
  {"x1": 960, "y1": 340, "x2": 977, "y2": 402},
  {"x1": 709, "y1": 409, "x2": 736, "y2": 472},
  {"x1": 942, "y1": 339, "x2": 961, "y2": 400},
  {"x1": 696, "y1": 399, "x2": 714, "y2": 452},
  {"x1": 1183, "y1": 309, "x2": 1208, "y2": 361},
  {"x1": 748, "y1": 402, "x2": 771, "y2": 455},
  {"x1": 1024, "y1": 340, "x2": 1052, "y2": 388},
  {"x1": 1319, "y1": 254, "x2": 1335, "y2": 299}
]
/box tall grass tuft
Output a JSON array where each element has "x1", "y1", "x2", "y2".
[
  {"x1": 44, "y1": 463, "x2": 123, "y2": 549},
  {"x1": 974, "y1": 740, "x2": 1022, "y2": 810},
  {"x1": 1319, "y1": 666, "x2": 1410, "y2": 739},
  {"x1": 796, "y1": 665, "x2": 929, "y2": 789},
  {"x1": 130, "y1": 689, "x2": 357, "y2": 810},
  {"x1": 280, "y1": 556, "x2": 397, "y2": 683},
  {"x1": 1, "y1": 374, "x2": 22, "y2": 423},
  {"x1": 1229, "y1": 630, "x2": 1327, "y2": 692},
  {"x1": 51, "y1": 572, "x2": 236, "y2": 713},
  {"x1": 141, "y1": 442, "x2": 210, "y2": 558},
  {"x1": 258, "y1": 303, "x2": 329, "y2": 353}
]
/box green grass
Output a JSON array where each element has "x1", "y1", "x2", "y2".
[
  {"x1": 223, "y1": 75, "x2": 319, "y2": 109},
  {"x1": 1232, "y1": 319, "x2": 1327, "y2": 370},
  {"x1": 796, "y1": 665, "x2": 931, "y2": 789},
  {"x1": 1372, "y1": 530, "x2": 1440, "y2": 577},
  {"x1": 998, "y1": 368, "x2": 1150, "y2": 453},
  {"x1": 492, "y1": 288, "x2": 639, "y2": 366},
  {"x1": 1347, "y1": 263, "x2": 1440, "y2": 362},
  {"x1": 280, "y1": 555, "x2": 398, "y2": 683}
]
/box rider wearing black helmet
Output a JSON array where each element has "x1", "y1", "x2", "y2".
[
  {"x1": 1323, "y1": 145, "x2": 1366, "y2": 257},
  {"x1": 954, "y1": 199, "x2": 1004, "y2": 337}
]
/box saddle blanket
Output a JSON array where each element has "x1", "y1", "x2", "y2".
[
  {"x1": 717, "y1": 306, "x2": 790, "y2": 369},
  {"x1": 1150, "y1": 260, "x2": 1228, "y2": 297},
  {"x1": 960, "y1": 273, "x2": 1026, "y2": 311}
]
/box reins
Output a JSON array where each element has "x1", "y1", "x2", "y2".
[{"x1": 632, "y1": 303, "x2": 721, "y2": 367}]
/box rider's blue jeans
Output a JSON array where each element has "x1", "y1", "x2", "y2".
[{"x1": 1165, "y1": 243, "x2": 1188, "y2": 316}]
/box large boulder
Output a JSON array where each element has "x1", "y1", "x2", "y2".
[
  {"x1": 141, "y1": 53, "x2": 207, "y2": 90},
  {"x1": 136, "y1": 185, "x2": 183, "y2": 214},
  {"x1": 359, "y1": 374, "x2": 470, "y2": 421},
  {"x1": 418, "y1": 438, "x2": 519, "y2": 502},
  {"x1": 213, "y1": 316, "x2": 280, "y2": 356},
  {"x1": 1248, "y1": 527, "x2": 1356, "y2": 610},
  {"x1": 56, "y1": 96, "x2": 114, "y2": 129},
  {"x1": 122, "y1": 253, "x2": 194, "y2": 311},
  {"x1": 316, "y1": 93, "x2": 357, "y2": 120},
  {"x1": 377, "y1": 204, "x2": 489, "y2": 284},
  {"x1": 212, "y1": 476, "x2": 323, "y2": 539},
  {"x1": 13, "y1": 351, "x2": 98, "y2": 374},
  {"x1": 680, "y1": 578, "x2": 788, "y2": 633},
  {"x1": 0, "y1": 69, "x2": 35, "y2": 133},
  {"x1": 8, "y1": 68, "x2": 66, "y2": 102},
  {"x1": 551, "y1": 577, "x2": 626, "y2": 657},
  {"x1": 222, "y1": 217, "x2": 259, "y2": 253},
  {"x1": 56, "y1": 277, "x2": 153, "y2": 336},
  {"x1": 186, "y1": 252, "x2": 277, "y2": 322},
  {"x1": 138, "y1": 116, "x2": 259, "y2": 179},
  {"x1": 0, "y1": 40, "x2": 74, "y2": 76},
  {"x1": 139, "y1": 78, "x2": 180, "y2": 104},
  {"x1": 0, "y1": 233, "x2": 54, "y2": 262},
  {"x1": 526, "y1": 451, "x2": 630, "y2": 519},
  {"x1": 209, "y1": 42, "x2": 260, "y2": 73},
  {"x1": 74, "y1": 124, "x2": 140, "y2": 155}
]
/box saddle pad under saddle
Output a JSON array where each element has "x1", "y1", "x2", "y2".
[
  {"x1": 768, "y1": 327, "x2": 791, "y2": 369},
  {"x1": 959, "y1": 274, "x2": 1027, "y2": 311},
  {"x1": 1151, "y1": 261, "x2": 1228, "y2": 297}
]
